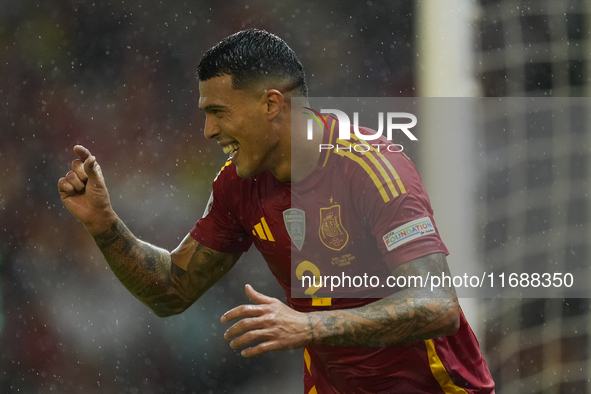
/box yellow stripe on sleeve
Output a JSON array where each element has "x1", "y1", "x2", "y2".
[
  {"x1": 213, "y1": 159, "x2": 232, "y2": 182},
  {"x1": 349, "y1": 135, "x2": 407, "y2": 195},
  {"x1": 425, "y1": 339, "x2": 469, "y2": 394},
  {"x1": 379, "y1": 155, "x2": 406, "y2": 195},
  {"x1": 333, "y1": 148, "x2": 390, "y2": 203},
  {"x1": 337, "y1": 138, "x2": 399, "y2": 198},
  {"x1": 322, "y1": 119, "x2": 336, "y2": 168}
]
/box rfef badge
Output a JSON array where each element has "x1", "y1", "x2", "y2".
[{"x1": 319, "y1": 205, "x2": 349, "y2": 251}]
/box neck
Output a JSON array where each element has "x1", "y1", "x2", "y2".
[
  {"x1": 274, "y1": 110, "x2": 322, "y2": 183},
  {"x1": 267, "y1": 97, "x2": 324, "y2": 183}
]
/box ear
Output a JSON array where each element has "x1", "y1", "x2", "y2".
[{"x1": 262, "y1": 89, "x2": 285, "y2": 121}]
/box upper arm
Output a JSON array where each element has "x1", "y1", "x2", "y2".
[
  {"x1": 354, "y1": 151, "x2": 448, "y2": 273},
  {"x1": 170, "y1": 233, "x2": 242, "y2": 302},
  {"x1": 172, "y1": 233, "x2": 205, "y2": 271},
  {"x1": 391, "y1": 253, "x2": 460, "y2": 334},
  {"x1": 391, "y1": 252, "x2": 457, "y2": 299}
]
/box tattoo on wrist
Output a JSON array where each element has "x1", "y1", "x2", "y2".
[
  {"x1": 307, "y1": 314, "x2": 316, "y2": 344},
  {"x1": 93, "y1": 220, "x2": 123, "y2": 249}
]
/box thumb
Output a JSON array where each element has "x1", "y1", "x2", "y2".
[
  {"x1": 83, "y1": 155, "x2": 105, "y2": 187},
  {"x1": 245, "y1": 284, "x2": 274, "y2": 305}
]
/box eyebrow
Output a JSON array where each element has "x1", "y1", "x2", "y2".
[{"x1": 199, "y1": 104, "x2": 227, "y2": 113}]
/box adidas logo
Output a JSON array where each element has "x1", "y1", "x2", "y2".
[{"x1": 252, "y1": 217, "x2": 275, "y2": 242}]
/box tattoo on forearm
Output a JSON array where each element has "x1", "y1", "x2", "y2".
[
  {"x1": 92, "y1": 219, "x2": 239, "y2": 316},
  {"x1": 312, "y1": 253, "x2": 459, "y2": 347}
]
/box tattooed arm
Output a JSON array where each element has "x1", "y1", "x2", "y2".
[
  {"x1": 94, "y1": 223, "x2": 241, "y2": 317},
  {"x1": 222, "y1": 252, "x2": 459, "y2": 357},
  {"x1": 58, "y1": 145, "x2": 240, "y2": 317},
  {"x1": 307, "y1": 252, "x2": 459, "y2": 347}
]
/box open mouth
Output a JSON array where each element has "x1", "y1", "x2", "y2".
[{"x1": 223, "y1": 143, "x2": 239, "y2": 160}]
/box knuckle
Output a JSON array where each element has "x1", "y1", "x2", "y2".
[
  {"x1": 251, "y1": 329, "x2": 267, "y2": 341},
  {"x1": 260, "y1": 304, "x2": 273, "y2": 314},
  {"x1": 245, "y1": 305, "x2": 263, "y2": 316},
  {"x1": 259, "y1": 316, "x2": 276, "y2": 329},
  {"x1": 263, "y1": 309, "x2": 278, "y2": 320},
  {"x1": 243, "y1": 305, "x2": 254, "y2": 313},
  {"x1": 57, "y1": 178, "x2": 70, "y2": 190},
  {"x1": 259, "y1": 341, "x2": 275, "y2": 352},
  {"x1": 234, "y1": 318, "x2": 251, "y2": 332},
  {"x1": 246, "y1": 330, "x2": 259, "y2": 341},
  {"x1": 65, "y1": 171, "x2": 78, "y2": 182},
  {"x1": 71, "y1": 160, "x2": 84, "y2": 172},
  {"x1": 235, "y1": 320, "x2": 247, "y2": 332}
]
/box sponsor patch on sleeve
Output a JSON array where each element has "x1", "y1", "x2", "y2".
[{"x1": 382, "y1": 217, "x2": 435, "y2": 251}]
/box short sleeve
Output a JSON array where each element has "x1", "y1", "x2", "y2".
[
  {"x1": 361, "y1": 152, "x2": 449, "y2": 273},
  {"x1": 190, "y1": 165, "x2": 252, "y2": 254}
]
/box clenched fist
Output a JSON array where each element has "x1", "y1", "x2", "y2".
[{"x1": 57, "y1": 145, "x2": 117, "y2": 235}]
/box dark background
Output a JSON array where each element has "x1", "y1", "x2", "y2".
[
  {"x1": 2, "y1": 0, "x2": 586, "y2": 392},
  {"x1": 0, "y1": 1, "x2": 417, "y2": 393}
]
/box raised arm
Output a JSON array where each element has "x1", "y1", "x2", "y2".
[
  {"x1": 58, "y1": 145, "x2": 241, "y2": 317},
  {"x1": 94, "y1": 222, "x2": 241, "y2": 316}
]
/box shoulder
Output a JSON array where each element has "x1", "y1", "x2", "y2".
[
  {"x1": 211, "y1": 160, "x2": 278, "y2": 204},
  {"x1": 211, "y1": 160, "x2": 252, "y2": 191},
  {"x1": 209, "y1": 160, "x2": 249, "y2": 210},
  {"x1": 213, "y1": 160, "x2": 238, "y2": 185},
  {"x1": 321, "y1": 118, "x2": 418, "y2": 177},
  {"x1": 322, "y1": 134, "x2": 419, "y2": 204}
]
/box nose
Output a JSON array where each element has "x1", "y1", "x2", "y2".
[{"x1": 203, "y1": 115, "x2": 220, "y2": 140}]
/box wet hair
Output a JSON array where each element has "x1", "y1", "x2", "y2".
[{"x1": 197, "y1": 28, "x2": 308, "y2": 97}]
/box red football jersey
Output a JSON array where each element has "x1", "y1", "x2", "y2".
[{"x1": 191, "y1": 116, "x2": 494, "y2": 393}]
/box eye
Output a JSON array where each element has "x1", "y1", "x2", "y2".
[{"x1": 211, "y1": 109, "x2": 224, "y2": 118}]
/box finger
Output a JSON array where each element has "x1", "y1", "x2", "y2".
[
  {"x1": 71, "y1": 159, "x2": 88, "y2": 182},
  {"x1": 65, "y1": 170, "x2": 86, "y2": 192},
  {"x1": 229, "y1": 328, "x2": 270, "y2": 350},
  {"x1": 57, "y1": 177, "x2": 76, "y2": 197},
  {"x1": 221, "y1": 304, "x2": 265, "y2": 324},
  {"x1": 83, "y1": 154, "x2": 104, "y2": 186},
  {"x1": 241, "y1": 340, "x2": 282, "y2": 358},
  {"x1": 73, "y1": 145, "x2": 91, "y2": 162},
  {"x1": 245, "y1": 284, "x2": 275, "y2": 305},
  {"x1": 224, "y1": 315, "x2": 265, "y2": 340}
]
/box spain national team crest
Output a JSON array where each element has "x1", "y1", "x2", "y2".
[
  {"x1": 319, "y1": 205, "x2": 349, "y2": 251},
  {"x1": 283, "y1": 208, "x2": 306, "y2": 251}
]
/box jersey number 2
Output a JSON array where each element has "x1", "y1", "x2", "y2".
[{"x1": 295, "y1": 260, "x2": 332, "y2": 306}]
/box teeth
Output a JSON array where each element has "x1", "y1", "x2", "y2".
[
  {"x1": 223, "y1": 144, "x2": 239, "y2": 159},
  {"x1": 223, "y1": 144, "x2": 239, "y2": 155}
]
